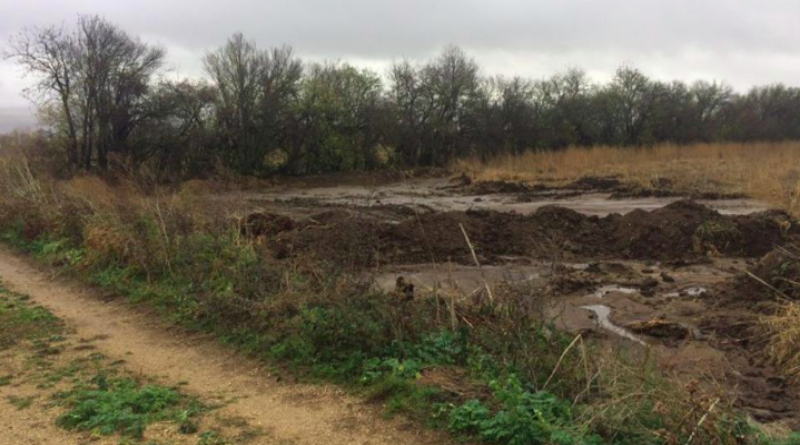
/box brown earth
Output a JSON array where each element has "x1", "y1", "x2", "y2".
[
  {"x1": 548, "y1": 258, "x2": 800, "y2": 427},
  {"x1": 467, "y1": 176, "x2": 747, "y2": 200},
  {"x1": 715, "y1": 246, "x2": 800, "y2": 309},
  {"x1": 5, "y1": 171, "x2": 799, "y2": 439},
  {"x1": 264, "y1": 200, "x2": 794, "y2": 269}
]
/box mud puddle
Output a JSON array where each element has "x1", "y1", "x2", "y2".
[
  {"x1": 592, "y1": 285, "x2": 639, "y2": 298},
  {"x1": 580, "y1": 305, "x2": 646, "y2": 345},
  {"x1": 664, "y1": 287, "x2": 709, "y2": 298},
  {"x1": 373, "y1": 262, "x2": 568, "y2": 295},
  {"x1": 373, "y1": 259, "x2": 748, "y2": 350},
  {"x1": 232, "y1": 178, "x2": 770, "y2": 216}
]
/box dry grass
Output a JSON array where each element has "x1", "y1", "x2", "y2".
[
  {"x1": 761, "y1": 244, "x2": 800, "y2": 385},
  {"x1": 458, "y1": 142, "x2": 800, "y2": 216},
  {"x1": 766, "y1": 302, "x2": 800, "y2": 384},
  {"x1": 1, "y1": 148, "x2": 798, "y2": 443}
]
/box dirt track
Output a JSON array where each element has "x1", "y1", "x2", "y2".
[{"x1": 0, "y1": 247, "x2": 452, "y2": 445}]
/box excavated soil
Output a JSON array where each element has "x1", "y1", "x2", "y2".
[
  {"x1": 231, "y1": 175, "x2": 800, "y2": 427},
  {"x1": 264, "y1": 200, "x2": 793, "y2": 269},
  {"x1": 7, "y1": 172, "x2": 799, "y2": 435}
]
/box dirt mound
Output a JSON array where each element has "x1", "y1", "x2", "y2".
[
  {"x1": 469, "y1": 180, "x2": 534, "y2": 194},
  {"x1": 267, "y1": 200, "x2": 792, "y2": 268},
  {"x1": 611, "y1": 188, "x2": 747, "y2": 200},
  {"x1": 716, "y1": 245, "x2": 800, "y2": 307},
  {"x1": 267, "y1": 210, "x2": 384, "y2": 265},
  {"x1": 242, "y1": 212, "x2": 295, "y2": 237},
  {"x1": 605, "y1": 201, "x2": 787, "y2": 259},
  {"x1": 568, "y1": 176, "x2": 622, "y2": 191},
  {"x1": 627, "y1": 319, "x2": 691, "y2": 341}
]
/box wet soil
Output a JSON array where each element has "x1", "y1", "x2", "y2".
[
  {"x1": 371, "y1": 256, "x2": 800, "y2": 426},
  {"x1": 263, "y1": 200, "x2": 791, "y2": 269},
  {"x1": 225, "y1": 176, "x2": 769, "y2": 217},
  {"x1": 10, "y1": 171, "x2": 797, "y2": 431},
  {"x1": 222, "y1": 173, "x2": 800, "y2": 427}
]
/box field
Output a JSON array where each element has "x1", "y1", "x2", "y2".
[
  {"x1": 458, "y1": 142, "x2": 800, "y2": 217},
  {"x1": 2, "y1": 142, "x2": 800, "y2": 444}
]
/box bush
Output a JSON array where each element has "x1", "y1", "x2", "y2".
[{"x1": 448, "y1": 375, "x2": 592, "y2": 445}]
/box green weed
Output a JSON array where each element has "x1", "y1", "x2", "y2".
[
  {"x1": 448, "y1": 374, "x2": 597, "y2": 445},
  {"x1": 198, "y1": 430, "x2": 227, "y2": 445},
  {"x1": 7, "y1": 395, "x2": 34, "y2": 410},
  {"x1": 55, "y1": 373, "x2": 198, "y2": 439},
  {"x1": 0, "y1": 286, "x2": 63, "y2": 349}
]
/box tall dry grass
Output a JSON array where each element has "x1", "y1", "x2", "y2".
[
  {"x1": 766, "y1": 302, "x2": 800, "y2": 384},
  {"x1": 458, "y1": 142, "x2": 800, "y2": 216}
]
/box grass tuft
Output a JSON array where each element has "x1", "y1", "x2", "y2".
[{"x1": 54, "y1": 373, "x2": 199, "y2": 439}]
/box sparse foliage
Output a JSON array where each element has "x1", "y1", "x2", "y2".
[{"x1": 10, "y1": 17, "x2": 800, "y2": 178}]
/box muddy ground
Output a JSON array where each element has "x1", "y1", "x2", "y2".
[{"x1": 224, "y1": 173, "x2": 800, "y2": 428}]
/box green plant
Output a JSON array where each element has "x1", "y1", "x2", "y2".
[
  {"x1": 198, "y1": 430, "x2": 227, "y2": 445},
  {"x1": 8, "y1": 395, "x2": 34, "y2": 410},
  {"x1": 692, "y1": 219, "x2": 741, "y2": 256},
  {"x1": 55, "y1": 373, "x2": 189, "y2": 439},
  {"x1": 0, "y1": 286, "x2": 63, "y2": 349},
  {"x1": 448, "y1": 375, "x2": 593, "y2": 445}
]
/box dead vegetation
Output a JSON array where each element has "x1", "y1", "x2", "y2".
[
  {"x1": 2, "y1": 146, "x2": 800, "y2": 444},
  {"x1": 758, "y1": 245, "x2": 800, "y2": 384},
  {"x1": 458, "y1": 142, "x2": 800, "y2": 217}
]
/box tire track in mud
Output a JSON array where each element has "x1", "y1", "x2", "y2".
[{"x1": 0, "y1": 247, "x2": 452, "y2": 445}]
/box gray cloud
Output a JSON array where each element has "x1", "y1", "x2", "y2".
[{"x1": 2, "y1": 0, "x2": 800, "y2": 131}]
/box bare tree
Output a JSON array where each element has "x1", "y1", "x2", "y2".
[
  {"x1": 7, "y1": 15, "x2": 165, "y2": 170},
  {"x1": 7, "y1": 25, "x2": 79, "y2": 165}
]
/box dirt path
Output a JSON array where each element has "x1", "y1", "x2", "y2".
[{"x1": 0, "y1": 247, "x2": 452, "y2": 445}]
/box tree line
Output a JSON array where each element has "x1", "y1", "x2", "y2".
[{"x1": 8, "y1": 15, "x2": 800, "y2": 178}]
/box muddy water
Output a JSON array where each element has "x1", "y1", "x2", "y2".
[
  {"x1": 592, "y1": 285, "x2": 639, "y2": 298},
  {"x1": 664, "y1": 287, "x2": 708, "y2": 298},
  {"x1": 372, "y1": 262, "x2": 560, "y2": 294},
  {"x1": 580, "y1": 305, "x2": 646, "y2": 345},
  {"x1": 374, "y1": 259, "x2": 743, "y2": 345},
  {"x1": 237, "y1": 178, "x2": 770, "y2": 216}
]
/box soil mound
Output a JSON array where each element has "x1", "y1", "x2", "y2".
[
  {"x1": 268, "y1": 210, "x2": 384, "y2": 265},
  {"x1": 266, "y1": 200, "x2": 792, "y2": 268},
  {"x1": 242, "y1": 212, "x2": 295, "y2": 237},
  {"x1": 627, "y1": 319, "x2": 691, "y2": 340},
  {"x1": 568, "y1": 176, "x2": 622, "y2": 191},
  {"x1": 469, "y1": 180, "x2": 534, "y2": 194},
  {"x1": 717, "y1": 245, "x2": 800, "y2": 307}
]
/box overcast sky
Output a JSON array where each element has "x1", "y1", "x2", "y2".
[{"x1": 2, "y1": 0, "x2": 800, "y2": 132}]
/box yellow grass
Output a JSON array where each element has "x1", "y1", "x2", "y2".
[
  {"x1": 457, "y1": 142, "x2": 800, "y2": 216},
  {"x1": 766, "y1": 301, "x2": 800, "y2": 384}
]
